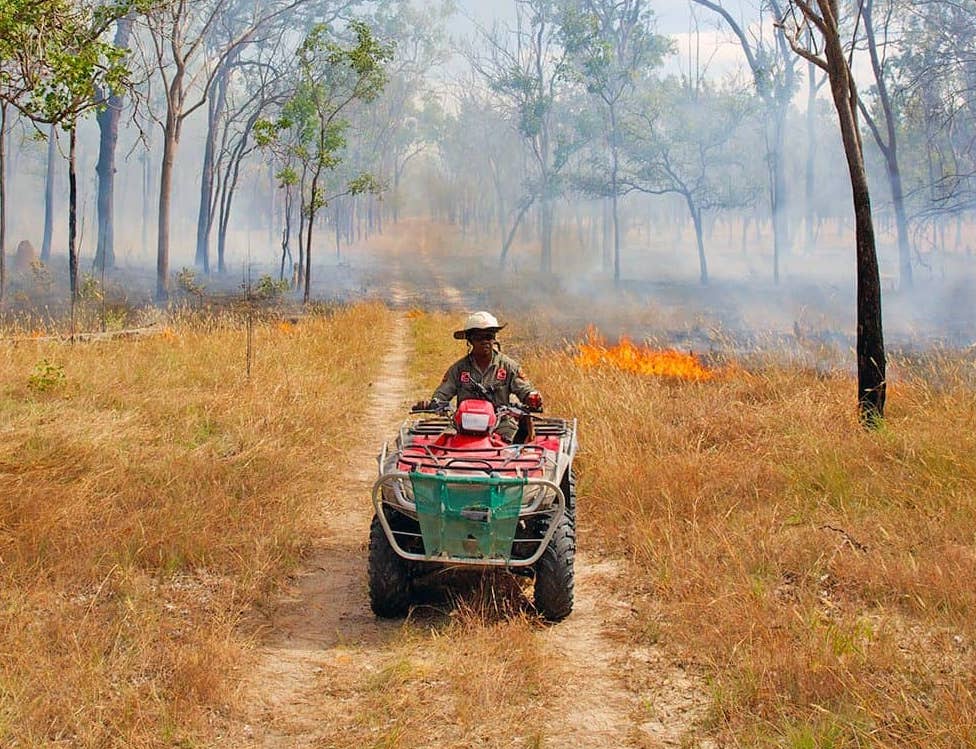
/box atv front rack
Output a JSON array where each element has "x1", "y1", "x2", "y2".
[{"x1": 371, "y1": 471, "x2": 565, "y2": 567}]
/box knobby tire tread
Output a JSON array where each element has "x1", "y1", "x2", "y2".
[
  {"x1": 534, "y1": 514, "x2": 576, "y2": 621},
  {"x1": 368, "y1": 513, "x2": 412, "y2": 618}
]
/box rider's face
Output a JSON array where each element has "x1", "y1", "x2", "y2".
[{"x1": 468, "y1": 332, "x2": 495, "y2": 356}]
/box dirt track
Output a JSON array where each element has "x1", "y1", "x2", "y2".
[{"x1": 219, "y1": 266, "x2": 709, "y2": 746}]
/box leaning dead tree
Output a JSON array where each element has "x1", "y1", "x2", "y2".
[{"x1": 779, "y1": 0, "x2": 887, "y2": 424}]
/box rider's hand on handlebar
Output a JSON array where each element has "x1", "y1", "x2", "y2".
[
  {"x1": 412, "y1": 399, "x2": 448, "y2": 413},
  {"x1": 524, "y1": 391, "x2": 543, "y2": 411}
]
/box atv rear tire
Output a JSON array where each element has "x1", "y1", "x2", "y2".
[
  {"x1": 368, "y1": 513, "x2": 412, "y2": 618},
  {"x1": 534, "y1": 513, "x2": 575, "y2": 621}
]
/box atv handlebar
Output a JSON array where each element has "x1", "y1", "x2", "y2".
[
  {"x1": 410, "y1": 400, "x2": 453, "y2": 415},
  {"x1": 497, "y1": 402, "x2": 543, "y2": 418},
  {"x1": 409, "y1": 400, "x2": 542, "y2": 417}
]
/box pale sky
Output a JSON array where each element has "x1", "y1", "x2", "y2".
[{"x1": 449, "y1": 0, "x2": 761, "y2": 82}]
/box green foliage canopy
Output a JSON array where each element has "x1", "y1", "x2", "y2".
[{"x1": 0, "y1": 0, "x2": 143, "y2": 127}]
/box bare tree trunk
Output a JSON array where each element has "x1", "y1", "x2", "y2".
[
  {"x1": 217, "y1": 131, "x2": 251, "y2": 275},
  {"x1": 334, "y1": 200, "x2": 341, "y2": 258},
  {"x1": 770, "y1": 104, "x2": 789, "y2": 283},
  {"x1": 600, "y1": 198, "x2": 613, "y2": 271},
  {"x1": 303, "y1": 128, "x2": 324, "y2": 303},
  {"x1": 687, "y1": 197, "x2": 709, "y2": 285},
  {"x1": 303, "y1": 184, "x2": 316, "y2": 305},
  {"x1": 42, "y1": 125, "x2": 56, "y2": 263},
  {"x1": 68, "y1": 126, "x2": 79, "y2": 301},
  {"x1": 141, "y1": 146, "x2": 150, "y2": 256},
  {"x1": 540, "y1": 197, "x2": 553, "y2": 274},
  {"x1": 609, "y1": 104, "x2": 623, "y2": 285},
  {"x1": 500, "y1": 197, "x2": 534, "y2": 268},
  {"x1": 0, "y1": 103, "x2": 6, "y2": 303},
  {"x1": 820, "y1": 0, "x2": 886, "y2": 422},
  {"x1": 805, "y1": 59, "x2": 819, "y2": 252},
  {"x1": 862, "y1": 0, "x2": 912, "y2": 289},
  {"x1": 268, "y1": 161, "x2": 275, "y2": 249},
  {"x1": 156, "y1": 120, "x2": 178, "y2": 301},
  {"x1": 279, "y1": 184, "x2": 292, "y2": 281},
  {"x1": 94, "y1": 15, "x2": 133, "y2": 273},
  {"x1": 94, "y1": 109, "x2": 119, "y2": 271},
  {"x1": 392, "y1": 161, "x2": 401, "y2": 223},
  {"x1": 195, "y1": 67, "x2": 231, "y2": 273}
]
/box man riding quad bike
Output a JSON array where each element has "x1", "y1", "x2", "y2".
[{"x1": 369, "y1": 311, "x2": 578, "y2": 621}]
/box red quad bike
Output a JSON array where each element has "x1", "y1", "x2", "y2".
[{"x1": 369, "y1": 396, "x2": 578, "y2": 621}]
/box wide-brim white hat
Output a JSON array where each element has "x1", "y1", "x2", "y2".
[{"x1": 453, "y1": 310, "x2": 507, "y2": 339}]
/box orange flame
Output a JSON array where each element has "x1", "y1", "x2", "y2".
[
  {"x1": 575, "y1": 326, "x2": 714, "y2": 381},
  {"x1": 277, "y1": 320, "x2": 296, "y2": 334}
]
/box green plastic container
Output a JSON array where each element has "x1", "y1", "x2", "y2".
[{"x1": 410, "y1": 472, "x2": 527, "y2": 560}]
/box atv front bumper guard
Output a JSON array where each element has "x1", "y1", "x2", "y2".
[{"x1": 371, "y1": 471, "x2": 566, "y2": 567}]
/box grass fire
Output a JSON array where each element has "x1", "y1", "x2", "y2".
[{"x1": 575, "y1": 326, "x2": 716, "y2": 381}]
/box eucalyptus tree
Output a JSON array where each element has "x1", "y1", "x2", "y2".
[
  {"x1": 385, "y1": 94, "x2": 443, "y2": 224},
  {"x1": 435, "y1": 88, "x2": 505, "y2": 234},
  {"x1": 0, "y1": 0, "x2": 140, "y2": 302},
  {"x1": 780, "y1": 0, "x2": 886, "y2": 423},
  {"x1": 257, "y1": 115, "x2": 302, "y2": 281},
  {"x1": 94, "y1": 12, "x2": 135, "y2": 272},
  {"x1": 620, "y1": 77, "x2": 760, "y2": 285},
  {"x1": 256, "y1": 21, "x2": 391, "y2": 303},
  {"x1": 364, "y1": 0, "x2": 451, "y2": 225},
  {"x1": 139, "y1": 0, "x2": 313, "y2": 300},
  {"x1": 558, "y1": 0, "x2": 671, "y2": 283},
  {"x1": 212, "y1": 44, "x2": 293, "y2": 274},
  {"x1": 42, "y1": 124, "x2": 57, "y2": 262},
  {"x1": 803, "y1": 47, "x2": 827, "y2": 251},
  {"x1": 470, "y1": 0, "x2": 583, "y2": 272},
  {"x1": 894, "y1": 1, "x2": 976, "y2": 225},
  {"x1": 0, "y1": 103, "x2": 7, "y2": 299},
  {"x1": 447, "y1": 83, "x2": 524, "y2": 244},
  {"x1": 692, "y1": 0, "x2": 798, "y2": 283},
  {"x1": 193, "y1": 1, "x2": 363, "y2": 275},
  {"x1": 857, "y1": 0, "x2": 913, "y2": 288}
]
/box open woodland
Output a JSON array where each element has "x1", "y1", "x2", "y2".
[{"x1": 2, "y1": 0, "x2": 976, "y2": 746}]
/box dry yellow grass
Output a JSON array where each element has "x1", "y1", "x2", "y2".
[
  {"x1": 407, "y1": 310, "x2": 458, "y2": 393},
  {"x1": 311, "y1": 598, "x2": 551, "y2": 749},
  {"x1": 6, "y1": 295, "x2": 975, "y2": 747},
  {"x1": 526, "y1": 345, "x2": 976, "y2": 747},
  {"x1": 0, "y1": 302, "x2": 392, "y2": 747}
]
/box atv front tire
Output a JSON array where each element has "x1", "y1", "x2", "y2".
[
  {"x1": 534, "y1": 512, "x2": 575, "y2": 621},
  {"x1": 368, "y1": 513, "x2": 412, "y2": 618},
  {"x1": 560, "y1": 466, "x2": 577, "y2": 520}
]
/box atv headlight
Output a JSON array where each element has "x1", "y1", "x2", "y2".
[{"x1": 460, "y1": 411, "x2": 491, "y2": 433}]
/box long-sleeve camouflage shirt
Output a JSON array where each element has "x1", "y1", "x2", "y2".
[{"x1": 431, "y1": 350, "x2": 536, "y2": 411}]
